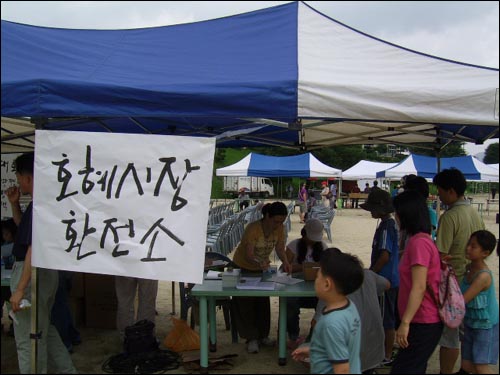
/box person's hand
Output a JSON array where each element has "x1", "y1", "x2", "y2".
[
  {"x1": 259, "y1": 258, "x2": 271, "y2": 271},
  {"x1": 282, "y1": 261, "x2": 292, "y2": 274},
  {"x1": 442, "y1": 254, "x2": 453, "y2": 264},
  {"x1": 5, "y1": 186, "x2": 21, "y2": 205},
  {"x1": 291, "y1": 345, "x2": 310, "y2": 362},
  {"x1": 395, "y1": 321, "x2": 410, "y2": 349},
  {"x1": 10, "y1": 289, "x2": 24, "y2": 313}
]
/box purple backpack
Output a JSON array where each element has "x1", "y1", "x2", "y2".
[{"x1": 427, "y1": 260, "x2": 466, "y2": 329}]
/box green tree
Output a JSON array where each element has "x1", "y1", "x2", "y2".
[
  {"x1": 483, "y1": 142, "x2": 499, "y2": 164},
  {"x1": 406, "y1": 141, "x2": 465, "y2": 157}
]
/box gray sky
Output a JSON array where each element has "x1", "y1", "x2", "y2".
[{"x1": 2, "y1": 1, "x2": 498, "y2": 155}]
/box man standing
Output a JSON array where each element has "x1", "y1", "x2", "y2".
[
  {"x1": 6, "y1": 153, "x2": 77, "y2": 374},
  {"x1": 329, "y1": 181, "x2": 337, "y2": 209},
  {"x1": 433, "y1": 168, "x2": 485, "y2": 375},
  {"x1": 287, "y1": 184, "x2": 294, "y2": 199}
]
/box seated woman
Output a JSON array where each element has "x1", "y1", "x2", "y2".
[
  {"x1": 285, "y1": 219, "x2": 328, "y2": 348},
  {"x1": 232, "y1": 202, "x2": 292, "y2": 354}
]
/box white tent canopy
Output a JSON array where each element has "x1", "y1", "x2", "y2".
[{"x1": 342, "y1": 160, "x2": 398, "y2": 180}]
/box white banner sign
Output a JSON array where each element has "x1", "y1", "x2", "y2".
[
  {"x1": 33, "y1": 130, "x2": 215, "y2": 284},
  {"x1": 1, "y1": 153, "x2": 21, "y2": 218}
]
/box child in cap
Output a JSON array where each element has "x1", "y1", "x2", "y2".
[
  {"x1": 361, "y1": 189, "x2": 400, "y2": 367},
  {"x1": 284, "y1": 219, "x2": 328, "y2": 348}
]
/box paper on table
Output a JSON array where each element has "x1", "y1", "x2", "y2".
[
  {"x1": 268, "y1": 275, "x2": 304, "y2": 285},
  {"x1": 236, "y1": 277, "x2": 275, "y2": 290}
]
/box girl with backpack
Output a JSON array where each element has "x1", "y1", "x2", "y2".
[
  {"x1": 391, "y1": 190, "x2": 443, "y2": 374},
  {"x1": 459, "y1": 230, "x2": 499, "y2": 375}
]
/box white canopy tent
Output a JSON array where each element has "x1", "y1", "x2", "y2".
[{"x1": 342, "y1": 160, "x2": 398, "y2": 180}]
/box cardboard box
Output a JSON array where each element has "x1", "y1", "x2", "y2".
[
  {"x1": 303, "y1": 262, "x2": 320, "y2": 281},
  {"x1": 84, "y1": 273, "x2": 117, "y2": 329}
]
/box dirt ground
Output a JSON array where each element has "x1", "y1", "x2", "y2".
[{"x1": 1, "y1": 195, "x2": 499, "y2": 374}]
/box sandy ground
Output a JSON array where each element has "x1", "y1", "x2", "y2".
[{"x1": 1, "y1": 195, "x2": 499, "y2": 374}]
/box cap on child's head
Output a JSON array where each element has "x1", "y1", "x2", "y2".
[
  {"x1": 360, "y1": 189, "x2": 394, "y2": 215},
  {"x1": 304, "y1": 219, "x2": 324, "y2": 242}
]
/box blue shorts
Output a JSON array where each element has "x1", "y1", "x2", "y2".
[
  {"x1": 461, "y1": 323, "x2": 499, "y2": 365},
  {"x1": 382, "y1": 287, "x2": 398, "y2": 330}
]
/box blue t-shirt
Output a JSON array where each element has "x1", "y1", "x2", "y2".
[
  {"x1": 370, "y1": 217, "x2": 399, "y2": 287},
  {"x1": 310, "y1": 300, "x2": 362, "y2": 374}
]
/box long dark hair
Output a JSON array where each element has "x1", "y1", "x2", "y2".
[
  {"x1": 393, "y1": 190, "x2": 431, "y2": 235},
  {"x1": 297, "y1": 228, "x2": 323, "y2": 264}
]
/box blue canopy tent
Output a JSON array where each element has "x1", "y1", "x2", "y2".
[
  {"x1": 216, "y1": 152, "x2": 342, "y2": 199},
  {"x1": 376, "y1": 154, "x2": 499, "y2": 182},
  {"x1": 1, "y1": 1, "x2": 498, "y2": 151},
  {"x1": 216, "y1": 153, "x2": 342, "y2": 178}
]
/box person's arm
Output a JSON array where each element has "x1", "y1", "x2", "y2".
[
  {"x1": 462, "y1": 271, "x2": 491, "y2": 304},
  {"x1": 291, "y1": 345, "x2": 310, "y2": 362},
  {"x1": 370, "y1": 249, "x2": 389, "y2": 273},
  {"x1": 396, "y1": 265, "x2": 427, "y2": 348},
  {"x1": 10, "y1": 246, "x2": 32, "y2": 312},
  {"x1": 332, "y1": 362, "x2": 350, "y2": 374},
  {"x1": 435, "y1": 214, "x2": 453, "y2": 256},
  {"x1": 285, "y1": 247, "x2": 302, "y2": 273},
  {"x1": 243, "y1": 241, "x2": 269, "y2": 270},
  {"x1": 276, "y1": 239, "x2": 291, "y2": 273},
  {"x1": 6, "y1": 186, "x2": 23, "y2": 226}
]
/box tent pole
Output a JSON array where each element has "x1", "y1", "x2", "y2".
[
  {"x1": 30, "y1": 117, "x2": 48, "y2": 374},
  {"x1": 435, "y1": 131, "x2": 442, "y2": 218},
  {"x1": 30, "y1": 267, "x2": 39, "y2": 374}
]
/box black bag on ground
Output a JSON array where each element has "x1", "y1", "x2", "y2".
[{"x1": 123, "y1": 319, "x2": 158, "y2": 355}]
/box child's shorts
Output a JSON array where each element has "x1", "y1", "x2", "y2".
[{"x1": 461, "y1": 323, "x2": 499, "y2": 365}]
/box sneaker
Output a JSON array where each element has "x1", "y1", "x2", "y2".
[
  {"x1": 247, "y1": 339, "x2": 259, "y2": 353},
  {"x1": 259, "y1": 337, "x2": 276, "y2": 347}
]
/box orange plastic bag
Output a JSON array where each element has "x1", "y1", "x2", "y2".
[{"x1": 163, "y1": 317, "x2": 200, "y2": 352}]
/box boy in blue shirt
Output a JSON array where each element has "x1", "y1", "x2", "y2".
[
  {"x1": 292, "y1": 248, "x2": 364, "y2": 374},
  {"x1": 361, "y1": 189, "x2": 399, "y2": 366}
]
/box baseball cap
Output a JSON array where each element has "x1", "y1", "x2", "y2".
[
  {"x1": 304, "y1": 219, "x2": 324, "y2": 242},
  {"x1": 360, "y1": 189, "x2": 394, "y2": 214}
]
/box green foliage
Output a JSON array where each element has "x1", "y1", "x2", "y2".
[
  {"x1": 406, "y1": 141, "x2": 466, "y2": 157},
  {"x1": 483, "y1": 142, "x2": 499, "y2": 164}
]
